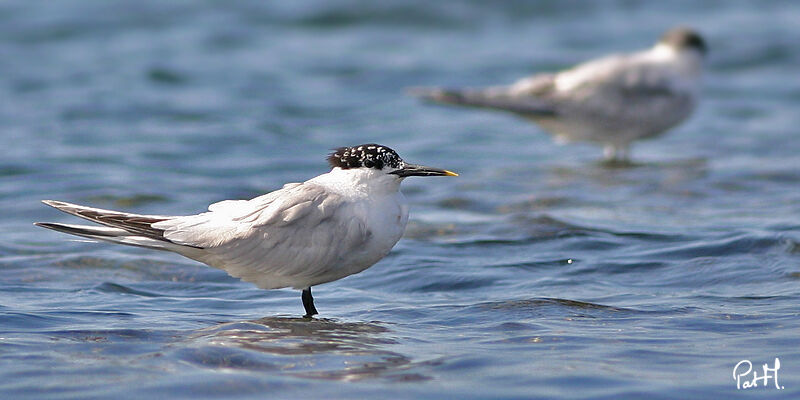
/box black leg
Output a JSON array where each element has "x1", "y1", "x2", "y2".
[{"x1": 302, "y1": 287, "x2": 318, "y2": 318}]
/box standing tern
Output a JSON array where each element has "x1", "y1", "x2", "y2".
[
  {"x1": 35, "y1": 144, "x2": 457, "y2": 317},
  {"x1": 410, "y1": 27, "x2": 707, "y2": 162}
]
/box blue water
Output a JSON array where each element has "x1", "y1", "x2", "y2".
[{"x1": 2, "y1": 1, "x2": 800, "y2": 398}]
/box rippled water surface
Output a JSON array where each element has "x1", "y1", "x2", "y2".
[{"x1": 2, "y1": 1, "x2": 800, "y2": 399}]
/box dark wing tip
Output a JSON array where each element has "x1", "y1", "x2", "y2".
[
  {"x1": 407, "y1": 87, "x2": 466, "y2": 103},
  {"x1": 33, "y1": 222, "x2": 119, "y2": 238}
]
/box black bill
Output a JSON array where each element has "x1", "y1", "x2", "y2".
[{"x1": 390, "y1": 164, "x2": 459, "y2": 178}]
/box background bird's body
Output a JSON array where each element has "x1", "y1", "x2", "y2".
[
  {"x1": 36, "y1": 144, "x2": 454, "y2": 316},
  {"x1": 412, "y1": 28, "x2": 706, "y2": 161}
]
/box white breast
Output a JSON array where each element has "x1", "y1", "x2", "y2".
[
  {"x1": 307, "y1": 171, "x2": 409, "y2": 286},
  {"x1": 290, "y1": 168, "x2": 409, "y2": 287}
]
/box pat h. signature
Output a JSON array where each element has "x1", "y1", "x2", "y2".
[{"x1": 733, "y1": 358, "x2": 784, "y2": 390}]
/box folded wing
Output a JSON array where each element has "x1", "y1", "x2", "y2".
[
  {"x1": 542, "y1": 52, "x2": 696, "y2": 128},
  {"x1": 154, "y1": 183, "x2": 370, "y2": 289}
]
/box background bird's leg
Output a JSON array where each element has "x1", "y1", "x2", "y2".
[
  {"x1": 302, "y1": 287, "x2": 318, "y2": 318},
  {"x1": 603, "y1": 144, "x2": 619, "y2": 161},
  {"x1": 603, "y1": 143, "x2": 631, "y2": 164}
]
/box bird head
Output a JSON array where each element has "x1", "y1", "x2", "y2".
[
  {"x1": 327, "y1": 144, "x2": 458, "y2": 180},
  {"x1": 658, "y1": 27, "x2": 708, "y2": 57}
]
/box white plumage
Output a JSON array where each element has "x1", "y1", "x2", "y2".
[{"x1": 36, "y1": 144, "x2": 456, "y2": 317}]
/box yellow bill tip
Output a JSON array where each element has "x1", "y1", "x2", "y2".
[{"x1": 444, "y1": 170, "x2": 459, "y2": 177}]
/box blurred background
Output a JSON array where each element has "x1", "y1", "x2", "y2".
[{"x1": 1, "y1": 1, "x2": 799, "y2": 399}]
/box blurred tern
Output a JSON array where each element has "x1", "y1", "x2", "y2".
[
  {"x1": 411, "y1": 27, "x2": 707, "y2": 162},
  {"x1": 35, "y1": 144, "x2": 457, "y2": 317}
]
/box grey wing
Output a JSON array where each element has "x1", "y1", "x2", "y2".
[
  {"x1": 206, "y1": 182, "x2": 303, "y2": 217},
  {"x1": 548, "y1": 54, "x2": 696, "y2": 127},
  {"x1": 154, "y1": 183, "x2": 370, "y2": 289}
]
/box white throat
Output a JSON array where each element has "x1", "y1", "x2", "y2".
[
  {"x1": 309, "y1": 167, "x2": 402, "y2": 196},
  {"x1": 650, "y1": 43, "x2": 681, "y2": 60},
  {"x1": 652, "y1": 43, "x2": 704, "y2": 72}
]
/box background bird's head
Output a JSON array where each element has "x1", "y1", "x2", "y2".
[{"x1": 659, "y1": 27, "x2": 708, "y2": 56}]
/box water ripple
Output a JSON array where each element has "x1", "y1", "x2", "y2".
[{"x1": 176, "y1": 317, "x2": 430, "y2": 382}]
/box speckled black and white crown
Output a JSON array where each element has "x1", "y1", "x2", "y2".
[{"x1": 327, "y1": 144, "x2": 404, "y2": 170}]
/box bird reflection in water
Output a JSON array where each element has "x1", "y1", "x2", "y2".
[{"x1": 178, "y1": 317, "x2": 432, "y2": 382}]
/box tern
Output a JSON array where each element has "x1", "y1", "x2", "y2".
[
  {"x1": 410, "y1": 27, "x2": 707, "y2": 162},
  {"x1": 35, "y1": 144, "x2": 457, "y2": 317}
]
